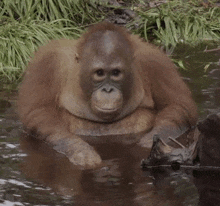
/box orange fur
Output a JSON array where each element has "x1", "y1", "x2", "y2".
[{"x1": 18, "y1": 22, "x2": 197, "y2": 168}]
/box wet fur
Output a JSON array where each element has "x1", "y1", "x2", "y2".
[{"x1": 18, "y1": 22, "x2": 197, "y2": 168}]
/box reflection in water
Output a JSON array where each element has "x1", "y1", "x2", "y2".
[
  {"x1": 140, "y1": 168, "x2": 199, "y2": 206},
  {"x1": 20, "y1": 135, "x2": 151, "y2": 205},
  {"x1": 194, "y1": 171, "x2": 220, "y2": 206},
  {"x1": 20, "y1": 135, "x2": 200, "y2": 205},
  {"x1": 20, "y1": 136, "x2": 82, "y2": 197}
]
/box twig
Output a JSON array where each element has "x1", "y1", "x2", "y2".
[
  {"x1": 204, "y1": 47, "x2": 220, "y2": 53},
  {"x1": 142, "y1": 164, "x2": 220, "y2": 171},
  {"x1": 168, "y1": 137, "x2": 185, "y2": 148}
]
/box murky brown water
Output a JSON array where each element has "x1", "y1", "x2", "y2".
[{"x1": 0, "y1": 43, "x2": 220, "y2": 206}]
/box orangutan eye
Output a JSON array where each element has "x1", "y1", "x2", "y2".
[
  {"x1": 96, "y1": 69, "x2": 105, "y2": 76},
  {"x1": 112, "y1": 69, "x2": 121, "y2": 76},
  {"x1": 93, "y1": 69, "x2": 106, "y2": 82},
  {"x1": 111, "y1": 69, "x2": 123, "y2": 81}
]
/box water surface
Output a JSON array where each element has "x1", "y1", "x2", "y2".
[{"x1": 0, "y1": 43, "x2": 220, "y2": 206}]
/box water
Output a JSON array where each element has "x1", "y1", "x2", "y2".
[{"x1": 0, "y1": 43, "x2": 220, "y2": 206}]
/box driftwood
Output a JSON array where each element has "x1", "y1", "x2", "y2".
[{"x1": 141, "y1": 113, "x2": 220, "y2": 171}]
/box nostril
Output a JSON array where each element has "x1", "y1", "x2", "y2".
[{"x1": 108, "y1": 88, "x2": 114, "y2": 93}]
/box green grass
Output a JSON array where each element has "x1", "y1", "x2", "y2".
[
  {"x1": 0, "y1": 0, "x2": 105, "y2": 83},
  {"x1": 130, "y1": 0, "x2": 220, "y2": 47},
  {"x1": 0, "y1": 0, "x2": 103, "y2": 24}
]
